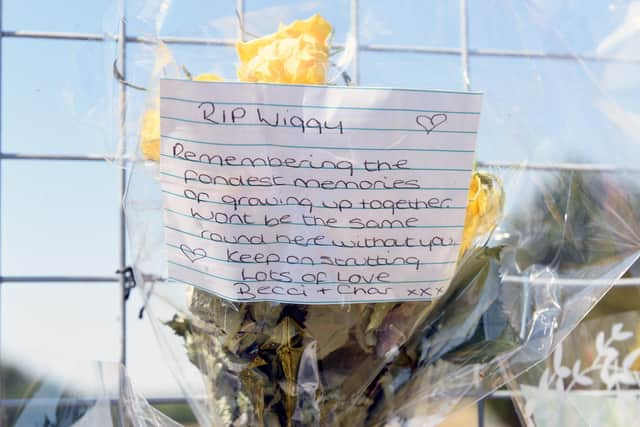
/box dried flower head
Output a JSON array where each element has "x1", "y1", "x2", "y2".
[
  {"x1": 139, "y1": 109, "x2": 161, "y2": 162},
  {"x1": 460, "y1": 171, "x2": 504, "y2": 256},
  {"x1": 139, "y1": 73, "x2": 222, "y2": 161}
]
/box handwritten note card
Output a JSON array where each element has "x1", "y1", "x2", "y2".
[{"x1": 160, "y1": 79, "x2": 482, "y2": 304}]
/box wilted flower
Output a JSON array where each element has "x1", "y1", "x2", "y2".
[
  {"x1": 139, "y1": 73, "x2": 222, "y2": 161},
  {"x1": 460, "y1": 171, "x2": 504, "y2": 256},
  {"x1": 236, "y1": 14, "x2": 332, "y2": 84},
  {"x1": 140, "y1": 15, "x2": 332, "y2": 161},
  {"x1": 140, "y1": 109, "x2": 161, "y2": 162},
  {"x1": 193, "y1": 73, "x2": 224, "y2": 82}
]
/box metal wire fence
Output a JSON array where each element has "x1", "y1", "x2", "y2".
[{"x1": 0, "y1": 0, "x2": 639, "y2": 425}]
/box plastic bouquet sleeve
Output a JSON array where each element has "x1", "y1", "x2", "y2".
[
  {"x1": 8, "y1": 362, "x2": 180, "y2": 427},
  {"x1": 114, "y1": 2, "x2": 640, "y2": 426}
]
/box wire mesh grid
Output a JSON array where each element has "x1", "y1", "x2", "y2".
[{"x1": 0, "y1": 0, "x2": 639, "y2": 425}]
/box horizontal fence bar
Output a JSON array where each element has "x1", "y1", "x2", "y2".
[
  {"x1": 3, "y1": 154, "x2": 640, "y2": 175},
  {"x1": 2, "y1": 274, "x2": 637, "y2": 287},
  {"x1": 130, "y1": 34, "x2": 233, "y2": 46},
  {"x1": 2, "y1": 155, "x2": 640, "y2": 173},
  {"x1": 2, "y1": 389, "x2": 639, "y2": 409},
  {"x1": 362, "y1": 43, "x2": 460, "y2": 55},
  {"x1": 0, "y1": 276, "x2": 118, "y2": 283},
  {"x1": 0, "y1": 397, "x2": 194, "y2": 409},
  {"x1": 0, "y1": 153, "x2": 118, "y2": 161},
  {"x1": 2, "y1": 155, "x2": 640, "y2": 174},
  {"x1": 477, "y1": 161, "x2": 640, "y2": 173},
  {"x1": 469, "y1": 47, "x2": 640, "y2": 64},
  {"x1": 1, "y1": 30, "x2": 639, "y2": 64},
  {"x1": 1, "y1": 30, "x2": 108, "y2": 41},
  {"x1": 491, "y1": 389, "x2": 640, "y2": 398},
  {"x1": 502, "y1": 275, "x2": 640, "y2": 287}
]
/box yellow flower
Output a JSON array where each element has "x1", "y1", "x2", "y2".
[
  {"x1": 142, "y1": 15, "x2": 332, "y2": 160},
  {"x1": 139, "y1": 73, "x2": 222, "y2": 161},
  {"x1": 236, "y1": 14, "x2": 332, "y2": 84},
  {"x1": 193, "y1": 73, "x2": 224, "y2": 82},
  {"x1": 459, "y1": 172, "x2": 504, "y2": 257},
  {"x1": 633, "y1": 323, "x2": 640, "y2": 371},
  {"x1": 140, "y1": 109, "x2": 161, "y2": 161}
]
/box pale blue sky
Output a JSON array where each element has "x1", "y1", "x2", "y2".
[{"x1": 1, "y1": 0, "x2": 640, "y2": 398}]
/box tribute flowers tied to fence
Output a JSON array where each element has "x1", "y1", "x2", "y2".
[{"x1": 124, "y1": 12, "x2": 640, "y2": 427}]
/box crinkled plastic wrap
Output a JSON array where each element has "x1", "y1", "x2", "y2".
[
  {"x1": 119, "y1": 2, "x2": 640, "y2": 426},
  {"x1": 8, "y1": 362, "x2": 179, "y2": 427},
  {"x1": 508, "y1": 279, "x2": 640, "y2": 426}
]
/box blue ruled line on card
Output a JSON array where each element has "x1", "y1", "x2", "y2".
[
  {"x1": 164, "y1": 207, "x2": 465, "y2": 229},
  {"x1": 159, "y1": 171, "x2": 470, "y2": 192},
  {"x1": 168, "y1": 276, "x2": 445, "y2": 305},
  {"x1": 164, "y1": 225, "x2": 462, "y2": 249},
  {"x1": 160, "y1": 134, "x2": 475, "y2": 153},
  {"x1": 160, "y1": 116, "x2": 478, "y2": 134},
  {"x1": 168, "y1": 276, "x2": 446, "y2": 305},
  {"x1": 165, "y1": 242, "x2": 457, "y2": 267},
  {"x1": 161, "y1": 189, "x2": 468, "y2": 210},
  {"x1": 160, "y1": 154, "x2": 473, "y2": 172},
  {"x1": 161, "y1": 78, "x2": 484, "y2": 96},
  {"x1": 159, "y1": 153, "x2": 473, "y2": 173},
  {"x1": 160, "y1": 96, "x2": 482, "y2": 115},
  {"x1": 168, "y1": 260, "x2": 452, "y2": 286}
]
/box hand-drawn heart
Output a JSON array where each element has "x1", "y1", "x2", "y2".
[
  {"x1": 180, "y1": 244, "x2": 207, "y2": 263},
  {"x1": 416, "y1": 113, "x2": 448, "y2": 134}
]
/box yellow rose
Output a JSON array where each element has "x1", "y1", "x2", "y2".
[
  {"x1": 193, "y1": 73, "x2": 223, "y2": 82},
  {"x1": 236, "y1": 14, "x2": 332, "y2": 84},
  {"x1": 459, "y1": 172, "x2": 504, "y2": 257},
  {"x1": 139, "y1": 73, "x2": 222, "y2": 161},
  {"x1": 140, "y1": 109, "x2": 161, "y2": 161}
]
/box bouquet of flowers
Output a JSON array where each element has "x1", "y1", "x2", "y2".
[{"x1": 124, "y1": 11, "x2": 640, "y2": 427}]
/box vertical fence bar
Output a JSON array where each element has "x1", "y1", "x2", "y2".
[
  {"x1": 118, "y1": 0, "x2": 128, "y2": 369},
  {"x1": 461, "y1": 0, "x2": 480, "y2": 421},
  {"x1": 477, "y1": 398, "x2": 485, "y2": 427},
  {"x1": 350, "y1": 0, "x2": 360, "y2": 85},
  {"x1": 0, "y1": 0, "x2": 4, "y2": 424},
  {"x1": 117, "y1": 0, "x2": 128, "y2": 425},
  {"x1": 460, "y1": 0, "x2": 471, "y2": 90}
]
